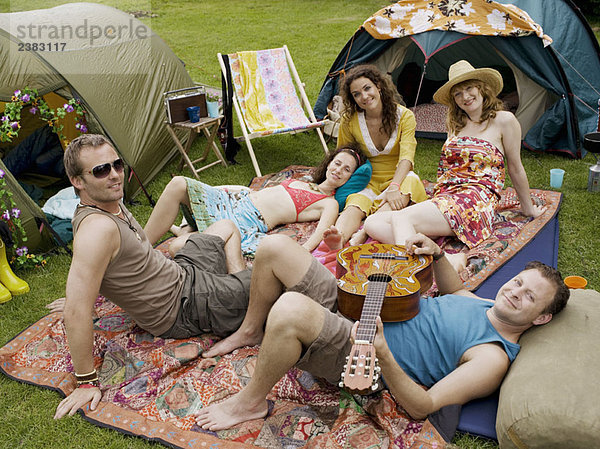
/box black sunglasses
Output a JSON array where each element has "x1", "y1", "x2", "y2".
[{"x1": 87, "y1": 158, "x2": 125, "y2": 178}]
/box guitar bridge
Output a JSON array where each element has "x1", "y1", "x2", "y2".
[{"x1": 359, "y1": 253, "x2": 408, "y2": 261}]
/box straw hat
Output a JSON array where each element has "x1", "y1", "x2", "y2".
[{"x1": 433, "y1": 60, "x2": 503, "y2": 106}]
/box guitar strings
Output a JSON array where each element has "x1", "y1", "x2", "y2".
[{"x1": 358, "y1": 252, "x2": 394, "y2": 343}]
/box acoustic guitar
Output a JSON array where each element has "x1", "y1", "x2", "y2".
[{"x1": 336, "y1": 243, "x2": 433, "y2": 394}]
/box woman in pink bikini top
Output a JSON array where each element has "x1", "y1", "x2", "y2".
[{"x1": 145, "y1": 145, "x2": 367, "y2": 254}]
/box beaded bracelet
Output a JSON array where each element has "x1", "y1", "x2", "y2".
[
  {"x1": 75, "y1": 369, "x2": 97, "y2": 382},
  {"x1": 77, "y1": 377, "x2": 98, "y2": 385}
]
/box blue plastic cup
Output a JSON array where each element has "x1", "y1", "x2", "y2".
[
  {"x1": 550, "y1": 168, "x2": 565, "y2": 188},
  {"x1": 186, "y1": 106, "x2": 200, "y2": 123}
]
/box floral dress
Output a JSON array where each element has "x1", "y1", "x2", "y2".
[{"x1": 431, "y1": 136, "x2": 505, "y2": 248}]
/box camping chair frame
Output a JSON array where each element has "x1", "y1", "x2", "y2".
[{"x1": 218, "y1": 45, "x2": 329, "y2": 176}]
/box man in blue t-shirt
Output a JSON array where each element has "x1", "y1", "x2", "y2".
[{"x1": 196, "y1": 232, "x2": 569, "y2": 430}]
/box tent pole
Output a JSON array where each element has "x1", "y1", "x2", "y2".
[
  {"x1": 127, "y1": 168, "x2": 155, "y2": 207},
  {"x1": 414, "y1": 61, "x2": 428, "y2": 109},
  {"x1": 35, "y1": 217, "x2": 72, "y2": 256}
]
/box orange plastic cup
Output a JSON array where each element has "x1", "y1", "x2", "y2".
[{"x1": 564, "y1": 275, "x2": 587, "y2": 289}]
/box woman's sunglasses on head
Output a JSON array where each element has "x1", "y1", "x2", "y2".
[{"x1": 88, "y1": 158, "x2": 125, "y2": 178}]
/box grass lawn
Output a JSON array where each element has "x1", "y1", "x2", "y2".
[{"x1": 0, "y1": 1, "x2": 599, "y2": 448}]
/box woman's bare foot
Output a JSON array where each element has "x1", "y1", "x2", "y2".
[
  {"x1": 202, "y1": 328, "x2": 263, "y2": 358},
  {"x1": 169, "y1": 224, "x2": 193, "y2": 237},
  {"x1": 196, "y1": 392, "x2": 268, "y2": 431},
  {"x1": 322, "y1": 226, "x2": 344, "y2": 251},
  {"x1": 446, "y1": 252, "x2": 468, "y2": 273},
  {"x1": 348, "y1": 228, "x2": 368, "y2": 246},
  {"x1": 399, "y1": 193, "x2": 410, "y2": 209}
]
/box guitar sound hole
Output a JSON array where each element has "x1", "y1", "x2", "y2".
[{"x1": 367, "y1": 273, "x2": 392, "y2": 283}]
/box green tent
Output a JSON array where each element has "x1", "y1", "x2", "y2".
[{"x1": 0, "y1": 3, "x2": 195, "y2": 250}]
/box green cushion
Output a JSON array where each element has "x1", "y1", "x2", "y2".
[
  {"x1": 496, "y1": 289, "x2": 600, "y2": 448},
  {"x1": 334, "y1": 160, "x2": 372, "y2": 212}
]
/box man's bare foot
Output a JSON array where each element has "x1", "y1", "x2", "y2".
[
  {"x1": 348, "y1": 228, "x2": 368, "y2": 246},
  {"x1": 322, "y1": 226, "x2": 343, "y2": 251},
  {"x1": 196, "y1": 392, "x2": 268, "y2": 431},
  {"x1": 202, "y1": 328, "x2": 263, "y2": 358},
  {"x1": 446, "y1": 252, "x2": 468, "y2": 273}
]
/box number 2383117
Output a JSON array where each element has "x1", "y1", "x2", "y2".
[{"x1": 18, "y1": 42, "x2": 66, "y2": 51}]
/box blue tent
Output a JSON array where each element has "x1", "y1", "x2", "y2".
[{"x1": 314, "y1": 0, "x2": 600, "y2": 158}]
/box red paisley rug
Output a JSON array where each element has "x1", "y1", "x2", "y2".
[{"x1": 0, "y1": 295, "x2": 444, "y2": 448}]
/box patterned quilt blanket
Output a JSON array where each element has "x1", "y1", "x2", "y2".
[
  {"x1": 0, "y1": 296, "x2": 444, "y2": 448},
  {"x1": 250, "y1": 166, "x2": 562, "y2": 293}
]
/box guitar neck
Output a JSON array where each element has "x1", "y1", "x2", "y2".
[{"x1": 355, "y1": 280, "x2": 387, "y2": 344}]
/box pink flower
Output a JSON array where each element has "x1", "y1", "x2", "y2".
[
  {"x1": 10, "y1": 122, "x2": 19, "y2": 130},
  {"x1": 21, "y1": 94, "x2": 30, "y2": 102},
  {"x1": 0, "y1": 169, "x2": 5, "y2": 178},
  {"x1": 80, "y1": 125, "x2": 88, "y2": 133},
  {"x1": 1, "y1": 115, "x2": 7, "y2": 122},
  {"x1": 2, "y1": 210, "x2": 10, "y2": 220},
  {"x1": 29, "y1": 106, "x2": 38, "y2": 115},
  {"x1": 13, "y1": 90, "x2": 21, "y2": 97},
  {"x1": 11, "y1": 208, "x2": 20, "y2": 219},
  {"x1": 64, "y1": 103, "x2": 74, "y2": 113},
  {"x1": 16, "y1": 246, "x2": 28, "y2": 257}
]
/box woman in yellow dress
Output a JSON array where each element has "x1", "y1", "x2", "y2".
[{"x1": 331, "y1": 64, "x2": 427, "y2": 247}]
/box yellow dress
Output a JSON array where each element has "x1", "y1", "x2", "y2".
[{"x1": 337, "y1": 104, "x2": 427, "y2": 214}]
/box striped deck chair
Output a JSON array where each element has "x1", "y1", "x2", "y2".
[{"x1": 218, "y1": 45, "x2": 329, "y2": 176}]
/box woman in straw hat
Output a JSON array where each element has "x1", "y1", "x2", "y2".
[
  {"x1": 324, "y1": 64, "x2": 428, "y2": 249},
  {"x1": 364, "y1": 60, "x2": 545, "y2": 270}
]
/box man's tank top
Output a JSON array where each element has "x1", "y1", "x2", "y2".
[
  {"x1": 383, "y1": 295, "x2": 520, "y2": 387},
  {"x1": 72, "y1": 204, "x2": 185, "y2": 335}
]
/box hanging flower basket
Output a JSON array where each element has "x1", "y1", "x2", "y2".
[
  {"x1": 0, "y1": 86, "x2": 80, "y2": 270},
  {"x1": 0, "y1": 87, "x2": 87, "y2": 144}
]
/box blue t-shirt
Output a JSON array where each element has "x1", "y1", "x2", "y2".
[{"x1": 382, "y1": 295, "x2": 520, "y2": 387}]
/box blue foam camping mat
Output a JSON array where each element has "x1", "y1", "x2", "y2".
[{"x1": 457, "y1": 213, "x2": 560, "y2": 440}]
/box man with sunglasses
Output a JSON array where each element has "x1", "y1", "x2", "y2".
[{"x1": 54, "y1": 134, "x2": 255, "y2": 419}]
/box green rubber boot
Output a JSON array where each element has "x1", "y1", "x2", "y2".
[
  {"x1": 0, "y1": 282, "x2": 11, "y2": 304},
  {"x1": 0, "y1": 241, "x2": 29, "y2": 295}
]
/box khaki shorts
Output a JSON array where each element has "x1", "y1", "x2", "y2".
[
  {"x1": 289, "y1": 258, "x2": 354, "y2": 385},
  {"x1": 162, "y1": 233, "x2": 252, "y2": 339},
  {"x1": 287, "y1": 257, "x2": 339, "y2": 312}
]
